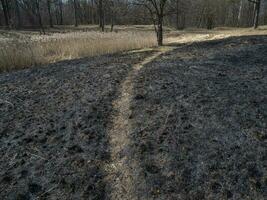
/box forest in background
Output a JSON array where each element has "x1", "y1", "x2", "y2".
[
  {"x1": 1, "y1": 0, "x2": 267, "y2": 71},
  {"x1": 1, "y1": 0, "x2": 267, "y2": 31}
]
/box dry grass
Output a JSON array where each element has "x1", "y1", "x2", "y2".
[
  {"x1": 1, "y1": 25, "x2": 267, "y2": 72},
  {"x1": 165, "y1": 26, "x2": 267, "y2": 45},
  {"x1": 0, "y1": 30, "x2": 157, "y2": 72}
]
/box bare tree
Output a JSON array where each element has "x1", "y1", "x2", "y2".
[
  {"x1": 98, "y1": 0, "x2": 105, "y2": 31},
  {"x1": 238, "y1": 0, "x2": 245, "y2": 26},
  {"x1": 1, "y1": 0, "x2": 266, "y2": 31},
  {"x1": 19, "y1": 0, "x2": 45, "y2": 33},
  {"x1": 14, "y1": 0, "x2": 22, "y2": 29},
  {"x1": 35, "y1": 0, "x2": 45, "y2": 33},
  {"x1": 0, "y1": 0, "x2": 10, "y2": 27},
  {"x1": 73, "y1": 0, "x2": 79, "y2": 27},
  {"x1": 174, "y1": 0, "x2": 186, "y2": 30},
  {"x1": 108, "y1": 0, "x2": 129, "y2": 32},
  {"x1": 90, "y1": 0, "x2": 96, "y2": 24},
  {"x1": 248, "y1": 0, "x2": 261, "y2": 28},
  {"x1": 58, "y1": 0, "x2": 63, "y2": 25},
  {"x1": 47, "y1": 0, "x2": 53, "y2": 27},
  {"x1": 135, "y1": 0, "x2": 169, "y2": 46}
]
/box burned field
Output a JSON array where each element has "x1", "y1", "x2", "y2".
[
  {"x1": 0, "y1": 50, "x2": 154, "y2": 199},
  {"x1": 0, "y1": 35, "x2": 267, "y2": 199},
  {"x1": 129, "y1": 35, "x2": 267, "y2": 199}
]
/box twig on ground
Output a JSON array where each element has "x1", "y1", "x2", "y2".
[
  {"x1": 157, "y1": 104, "x2": 174, "y2": 137},
  {"x1": 27, "y1": 152, "x2": 47, "y2": 160},
  {"x1": 37, "y1": 184, "x2": 59, "y2": 199}
]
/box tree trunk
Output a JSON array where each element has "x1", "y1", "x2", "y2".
[
  {"x1": 15, "y1": 0, "x2": 21, "y2": 29},
  {"x1": 110, "y1": 13, "x2": 114, "y2": 32},
  {"x1": 198, "y1": 8, "x2": 205, "y2": 28},
  {"x1": 206, "y1": 12, "x2": 214, "y2": 29},
  {"x1": 74, "y1": 0, "x2": 78, "y2": 27},
  {"x1": 59, "y1": 0, "x2": 63, "y2": 25},
  {"x1": 99, "y1": 0, "x2": 104, "y2": 31},
  {"x1": 176, "y1": 0, "x2": 179, "y2": 30},
  {"x1": 6, "y1": 0, "x2": 11, "y2": 23},
  {"x1": 0, "y1": 0, "x2": 9, "y2": 27},
  {"x1": 157, "y1": 16, "x2": 163, "y2": 46},
  {"x1": 90, "y1": 0, "x2": 94, "y2": 24},
  {"x1": 36, "y1": 0, "x2": 45, "y2": 34},
  {"x1": 238, "y1": 0, "x2": 244, "y2": 26},
  {"x1": 253, "y1": 0, "x2": 261, "y2": 29},
  {"x1": 47, "y1": 0, "x2": 53, "y2": 28},
  {"x1": 86, "y1": 1, "x2": 90, "y2": 24}
]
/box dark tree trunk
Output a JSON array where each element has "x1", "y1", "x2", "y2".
[
  {"x1": 90, "y1": 0, "x2": 94, "y2": 24},
  {"x1": 253, "y1": 0, "x2": 261, "y2": 29},
  {"x1": 197, "y1": 8, "x2": 205, "y2": 28},
  {"x1": 0, "y1": 0, "x2": 9, "y2": 27},
  {"x1": 238, "y1": 0, "x2": 244, "y2": 27},
  {"x1": 157, "y1": 16, "x2": 163, "y2": 46},
  {"x1": 88, "y1": 5, "x2": 91, "y2": 24},
  {"x1": 206, "y1": 12, "x2": 214, "y2": 29},
  {"x1": 15, "y1": 0, "x2": 22, "y2": 29},
  {"x1": 110, "y1": 15, "x2": 114, "y2": 32},
  {"x1": 47, "y1": 0, "x2": 53, "y2": 28},
  {"x1": 74, "y1": 0, "x2": 78, "y2": 27},
  {"x1": 36, "y1": 0, "x2": 45, "y2": 34},
  {"x1": 59, "y1": 0, "x2": 63, "y2": 25},
  {"x1": 176, "y1": 0, "x2": 182, "y2": 30},
  {"x1": 5, "y1": 0, "x2": 11, "y2": 23},
  {"x1": 144, "y1": 0, "x2": 167, "y2": 46},
  {"x1": 110, "y1": 8, "x2": 115, "y2": 32},
  {"x1": 99, "y1": 0, "x2": 104, "y2": 31}
]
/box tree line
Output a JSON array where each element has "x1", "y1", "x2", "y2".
[{"x1": 1, "y1": 0, "x2": 266, "y2": 44}]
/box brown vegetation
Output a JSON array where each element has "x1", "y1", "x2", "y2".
[{"x1": 0, "y1": 28, "x2": 156, "y2": 72}]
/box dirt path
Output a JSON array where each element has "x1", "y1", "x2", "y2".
[{"x1": 106, "y1": 47, "x2": 174, "y2": 200}]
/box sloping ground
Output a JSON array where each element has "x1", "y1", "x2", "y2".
[
  {"x1": 0, "y1": 34, "x2": 267, "y2": 200},
  {"x1": 129, "y1": 35, "x2": 267, "y2": 199}
]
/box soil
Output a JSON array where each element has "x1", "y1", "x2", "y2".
[
  {"x1": 0, "y1": 34, "x2": 267, "y2": 200},
  {"x1": 129, "y1": 35, "x2": 267, "y2": 200}
]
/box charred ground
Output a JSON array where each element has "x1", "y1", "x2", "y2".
[{"x1": 0, "y1": 35, "x2": 267, "y2": 199}]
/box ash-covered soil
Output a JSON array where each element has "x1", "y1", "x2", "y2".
[
  {"x1": 0, "y1": 50, "x2": 155, "y2": 200},
  {"x1": 0, "y1": 35, "x2": 267, "y2": 200},
  {"x1": 129, "y1": 35, "x2": 267, "y2": 199}
]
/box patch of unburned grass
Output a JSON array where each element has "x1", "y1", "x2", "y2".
[{"x1": 0, "y1": 31, "x2": 156, "y2": 72}]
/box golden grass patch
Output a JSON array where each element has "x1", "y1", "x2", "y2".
[{"x1": 0, "y1": 31, "x2": 156, "y2": 72}]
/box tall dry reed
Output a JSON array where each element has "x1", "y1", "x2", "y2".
[{"x1": 0, "y1": 31, "x2": 156, "y2": 72}]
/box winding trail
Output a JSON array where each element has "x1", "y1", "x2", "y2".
[
  {"x1": 105, "y1": 46, "x2": 174, "y2": 200},
  {"x1": 104, "y1": 34, "x2": 237, "y2": 199}
]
